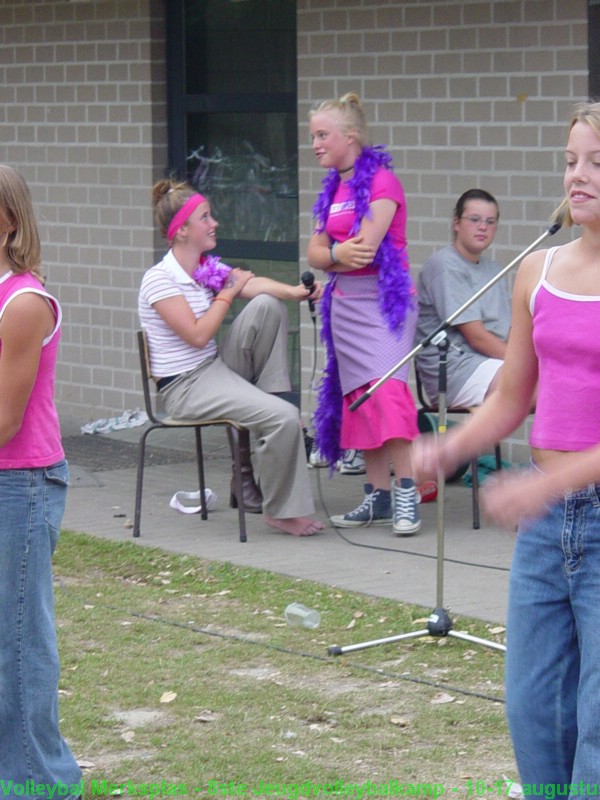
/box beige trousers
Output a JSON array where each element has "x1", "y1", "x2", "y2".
[{"x1": 162, "y1": 295, "x2": 315, "y2": 519}]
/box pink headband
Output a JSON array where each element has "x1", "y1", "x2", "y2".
[{"x1": 167, "y1": 193, "x2": 207, "y2": 242}]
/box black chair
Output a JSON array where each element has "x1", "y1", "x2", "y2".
[
  {"x1": 414, "y1": 368, "x2": 502, "y2": 530},
  {"x1": 134, "y1": 329, "x2": 248, "y2": 542}
]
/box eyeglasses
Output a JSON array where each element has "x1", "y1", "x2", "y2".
[{"x1": 461, "y1": 215, "x2": 498, "y2": 228}]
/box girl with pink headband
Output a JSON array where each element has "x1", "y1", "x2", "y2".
[
  {"x1": 166, "y1": 193, "x2": 207, "y2": 242},
  {"x1": 138, "y1": 178, "x2": 325, "y2": 537}
]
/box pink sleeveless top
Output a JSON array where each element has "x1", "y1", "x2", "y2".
[
  {"x1": 529, "y1": 246, "x2": 600, "y2": 451},
  {"x1": 0, "y1": 272, "x2": 64, "y2": 469}
]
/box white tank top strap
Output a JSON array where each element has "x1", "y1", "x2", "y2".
[
  {"x1": 0, "y1": 285, "x2": 61, "y2": 345},
  {"x1": 529, "y1": 246, "x2": 559, "y2": 315},
  {"x1": 541, "y1": 246, "x2": 558, "y2": 280}
]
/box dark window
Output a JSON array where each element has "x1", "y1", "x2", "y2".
[
  {"x1": 184, "y1": 1, "x2": 296, "y2": 95},
  {"x1": 165, "y1": 0, "x2": 301, "y2": 401},
  {"x1": 166, "y1": 0, "x2": 298, "y2": 262}
]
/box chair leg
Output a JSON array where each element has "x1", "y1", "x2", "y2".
[
  {"x1": 229, "y1": 426, "x2": 247, "y2": 543},
  {"x1": 133, "y1": 425, "x2": 155, "y2": 538},
  {"x1": 194, "y1": 427, "x2": 208, "y2": 520},
  {"x1": 494, "y1": 443, "x2": 502, "y2": 472},
  {"x1": 471, "y1": 456, "x2": 480, "y2": 530},
  {"x1": 134, "y1": 422, "x2": 247, "y2": 543},
  {"x1": 471, "y1": 445, "x2": 502, "y2": 530}
]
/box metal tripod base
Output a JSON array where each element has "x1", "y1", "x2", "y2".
[{"x1": 327, "y1": 607, "x2": 505, "y2": 655}]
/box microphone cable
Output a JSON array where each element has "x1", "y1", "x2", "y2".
[
  {"x1": 314, "y1": 467, "x2": 510, "y2": 574},
  {"x1": 307, "y1": 307, "x2": 319, "y2": 389},
  {"x1": 301, "y1": 270, "x2": 320, "y2": 389},
  {"x1": 56, "y1": 579, "x2": 505, "y2": 705}
]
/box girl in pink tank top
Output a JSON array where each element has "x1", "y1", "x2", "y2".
[
  {"x1": 413, "y1": 102, "x2": 600, "y2": 794},
  {"x1": 0, "y1": 165, "x2": 81, "y2": 791}
]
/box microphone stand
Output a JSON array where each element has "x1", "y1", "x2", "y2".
[
  {"x1": 347, "y1": 220, "x2": 561, "y2": 415},
  {"x1": 327, "y1": 219, "x2": 562, "y2": 657}
]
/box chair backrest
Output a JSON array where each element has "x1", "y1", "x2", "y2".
[
  {"x1": 414, "y1": 357, "x2": 479, "y2": 418},
  {"x1": 414, "y1": 365, "x2": 435, "y2": 411},
  {"x1": 137, "y1": 329, "x2": 161, "y2": 424}
]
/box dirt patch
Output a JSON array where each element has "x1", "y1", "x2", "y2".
[{"x1": 112, "y1": 708, "x2": 172, "y2": 728}]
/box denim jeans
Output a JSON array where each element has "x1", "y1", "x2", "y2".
[
  {"x1": 0, "y1": 462, "x2": 81, "y2": 797},
  {"x1": 506, "y1": 484, "x2": 600, "y2": 798}
]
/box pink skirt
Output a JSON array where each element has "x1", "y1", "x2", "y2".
[{"x1": 341, "y1": 378, "x2": 420, "y2": 450}]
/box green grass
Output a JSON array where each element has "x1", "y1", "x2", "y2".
[{"x1": 52, "y1": 531, "x2": 516, "y2": 796}]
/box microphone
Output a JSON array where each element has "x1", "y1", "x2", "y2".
[
  {"x1": 548, "y1": 201, "x2": 567, "y2": 236},
  {"x1": 301, "y1": 271, "x2": 317, "y2": 319}
]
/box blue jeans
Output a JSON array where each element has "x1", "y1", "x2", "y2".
[
  {"x1": 506, "y1": 484, "x2": 600, "y2": 798},
  {"x1": 0, "y1": 462, "x2": 81, "y2": 797}
]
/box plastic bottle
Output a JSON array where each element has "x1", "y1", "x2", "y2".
[{"x1": 284, "y1": 602, "x2": 321, "y2": 629}]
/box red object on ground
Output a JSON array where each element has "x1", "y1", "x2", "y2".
[{"x1": 417, "y1": 480, "x2": 438, "y2": 503}]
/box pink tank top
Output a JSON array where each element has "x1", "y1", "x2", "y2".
[
  {"x1": 0, "y1": 272, "x2": 65, "y2": 469},
  {"x1": 529, "y1": 247, "x2": 600, "y2": 451}
]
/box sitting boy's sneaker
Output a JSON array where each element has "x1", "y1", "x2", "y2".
[
  {"x1": 338, "y1": 449, "x2": 366, "y2": 475},
  {"x1": 308, "y1": 444, "x2": 328, "y2": 468},
  {"x1": 393, "y1": 478, "x2": 421, "y2": 536},
  {"x1": 330, "y1": 483, "x2": 392, "y2": 528}
]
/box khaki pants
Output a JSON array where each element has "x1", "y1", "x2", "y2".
[{"x1": 162, "y1": 295, "x2": 315, "y2": 519}]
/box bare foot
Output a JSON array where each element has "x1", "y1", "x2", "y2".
[{"x1": 264, "y1": 514, "x2": 325, "y2": 537}]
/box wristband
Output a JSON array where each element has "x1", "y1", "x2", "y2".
[
  {"x1": 330, "y1": 242, "x2": 338, "y2": 263},
  {"x1": 213, "y1": 296, "x2": 232, "y2": 307}
]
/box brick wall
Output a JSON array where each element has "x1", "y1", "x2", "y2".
[
  {"x1": 0, "y1": 0, "x2": 590, "y2": 462},
  {"x1": 297, "y1": 0, "x2": 588, "y2": 464},
  {"x1": 0, "y1": 0, "x2": 167, "y2": 422}
]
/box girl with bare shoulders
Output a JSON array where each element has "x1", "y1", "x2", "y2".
[{"x1": 413, "y1": 102, "x2": 600, "y2": 792}]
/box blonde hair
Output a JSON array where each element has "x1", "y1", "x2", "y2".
[
  {"x1": 152, "y1": 178, "x2": 197, "y2": 239},
  {"x1": 310, "y1": 92, "x2": 370, "y2": 148},
  {"x1": 0, "y1": 164, "x2": 42, "y2": 279},
  {"x1": 553, "y1": 101, "x2": 600, "y2": 228}
]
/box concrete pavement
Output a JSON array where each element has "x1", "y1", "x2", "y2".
[{"x1": 60, "y1": 417, "x2": 514, "y2": 626}]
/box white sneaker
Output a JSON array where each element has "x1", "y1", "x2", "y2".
[
  {"x1": 308, "y1": 445, "x2": 329, "y2": 468},
  {"x1": 338, "y1": 449, "x2": 366, "y2": 475}
]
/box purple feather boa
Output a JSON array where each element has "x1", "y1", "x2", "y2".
[
  {"x1": 312, "y1": 276, "x2": 343, "y2": 472},
  {"x1": 192, "y1": 254, "x2": 232, "y2": 292},
  {"x1": 312, "y1": 145, "x2": 414, "y2": 469}
]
